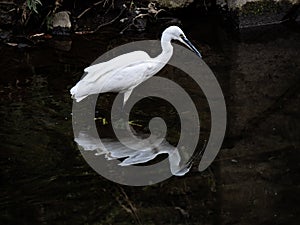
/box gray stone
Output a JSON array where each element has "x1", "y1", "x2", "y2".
[{"x1": 52, "y1": 11, "x2": 71, "y2": 29}]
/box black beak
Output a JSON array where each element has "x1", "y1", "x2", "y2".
[{"x1": 182, "y1": 37, "x2": 202, "y2": 58}]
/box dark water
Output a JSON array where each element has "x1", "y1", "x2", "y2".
[{"x1": 1, "y1": 19, "x2": 300, "y2": 224}]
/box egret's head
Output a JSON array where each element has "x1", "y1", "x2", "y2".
[
  {"x1": 162, "y1": 26, "x2": 202, "y2": 58},
  {"x1": 163, "y1": 26, "x2": 186, "y2": 41}
]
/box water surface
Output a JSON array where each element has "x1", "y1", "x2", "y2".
[{"x1": 1, "y1": 21, "x2": 300, "y2": 224}]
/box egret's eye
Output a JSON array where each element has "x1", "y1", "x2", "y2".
[{"x1": 179, "y1": 34, "x2": 184, "y2": 38}]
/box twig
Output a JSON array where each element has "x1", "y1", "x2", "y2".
[
  {"x1": 109, "y1": 186, "x2": 142, "y2": 225},
  {"x1": 0, "y1": 1, "x2": 16, "y2": 5},
  {"x1": 75, "y1": 5, "x2": 126, "y2": 35},
  {"x1": 119, "y1": 13, "x2": 150, "y2": 34},
  {"x1": 118, "y1": 187, "x2": 142, "y2": 225},
  {"x1": 40, "y1": 0, "x2": 61, "y2": 29},
  {"x1": 154, "y1": 9, "x2": 165, "y2": 17},
  {"x1": 77, "y1": 0, "x2": 105, "y2": 19},
  {"x1": 119, "y1": 23, "x2": 132, "y2": 34},
  {"x1": 103, "y1": 0, "x2": 114, "y2": 8},
  {"x1": 40, "y1": 9, "x2": 52, "y2": 29}
]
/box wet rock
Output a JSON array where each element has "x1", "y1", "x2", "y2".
[{"x1": 52, "y1": 11, "x2": 71, "y2": 35}]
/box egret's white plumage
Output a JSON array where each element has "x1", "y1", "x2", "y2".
[
  {"x1": 70, "y1": 26, "x2": 202, "y2": 104},
  {"x1": 75, "y1": 131, "x2": 192, "y2": 176}
]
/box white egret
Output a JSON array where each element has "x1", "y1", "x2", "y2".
[{"x1": 70, "y1": 26, "x2": 202, "y2": 105}]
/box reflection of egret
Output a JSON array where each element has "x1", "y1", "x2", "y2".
[
  {"x1": 70, "y1": 26, "x2": 202, "y2": 105},
  {"x1": 75, "y1": 132, "x2": 194, "y2": 176}
]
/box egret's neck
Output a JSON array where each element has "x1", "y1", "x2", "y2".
[{"x1": 156, "y1": 38, "x2": 173, "y2": 64}]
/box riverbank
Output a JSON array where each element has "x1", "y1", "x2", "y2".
[{"x1": 0, "y1": 0, "x2": 299, "y2": 45}]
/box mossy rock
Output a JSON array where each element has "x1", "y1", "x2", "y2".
[
  {"x1": 233, "y1": 0, "x2": 297, "y2": 28},
  {"x1": 156, "y1": 0, "x2": 194, "y2": 9},
  {"x1": 240, "y1": 0, "x2": 293, "y2": 16}
]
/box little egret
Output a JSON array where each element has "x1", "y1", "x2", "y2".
[{"x1": 70, "y1": 26, "x2": 202, "y2": 104}]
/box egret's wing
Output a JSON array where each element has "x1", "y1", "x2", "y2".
[
  {"x1": 89, "y1": 59, "x2": 153, "y2": 96},
  {"x1": 83, "y1": 51, "x2": 151, "y2": 83},
  {"x1": 70, "y1": 51, "x2": 151, "y2": 102}
]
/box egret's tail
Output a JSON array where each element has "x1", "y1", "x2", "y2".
[{"x1": 70, "y1": 83, "x2": 88, "y2": 102}]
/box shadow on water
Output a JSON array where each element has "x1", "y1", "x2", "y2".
[{"x1": 0, "y1": 17, "x2": 300, "y2": 224}]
